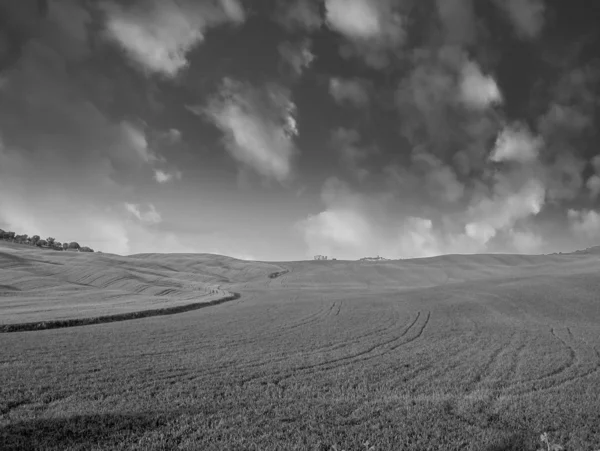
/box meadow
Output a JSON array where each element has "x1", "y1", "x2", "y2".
[{"x1": 1, "y1": 243, "x2": 600, "y2": 450}]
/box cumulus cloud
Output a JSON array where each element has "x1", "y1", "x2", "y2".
[
  {"x1": 273, "y1": 0, "x2": 323, "y2": 31},
  {"x1": 278, "y1": 38, "x2": 315, "y2": 77},
  {"x1": 459, "y1": 61, "x2": 502, "y2": 110},
  {"x1": 201, "y1": 78, "x2": 298, "y2": 182},
  {"x1": 124, "y1": 202, "x2": 162, "y2": 224},
  {"x1": 325, "y1": 0, "x2": 406, "y2": 68},
  {"x1": 102, "y1": 0, "x2": 245, "y2": 78},
  {"x1": 154, "y1": 169, "x2": 182, "y2": 184},
  {"x1": 465, "y1": 177, "x2": 545, "y2": 246},
  {"x1": 329, "y1": 77, "x2": 370, "y2": 107},
  {"x1": 490, "y1": 123, "x2": 541, "y2": 163},
  {"x1": 568, "y1": 209, "x2": 600, "y2": 239},
  {"x1": 325, "y1": 0, "x2": 381, "y2": 39},
  {"x1": 493, "y1": 0, "x2": 545, "y2": 39},
  {"x1": 413, "y1": 153, "x2": 465, "y2": 203}
]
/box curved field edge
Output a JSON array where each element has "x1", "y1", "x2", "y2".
[{"x1": 0, "y1": 292, "x2": 241, "y2": 333}]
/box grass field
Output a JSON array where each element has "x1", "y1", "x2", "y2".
[{"x1": 1, "y1": 243, "x2": 600, "y2": 450}]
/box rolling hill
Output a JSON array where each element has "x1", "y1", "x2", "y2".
[{"x1": 1, "y1": 243, "x2": 599, "y2": 450}]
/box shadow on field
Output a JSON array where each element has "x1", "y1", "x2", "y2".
[{"x1": 0, "y1": 412, "x2": 168, "y2": 450}]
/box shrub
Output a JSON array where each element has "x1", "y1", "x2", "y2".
[{"x1": 68, "y1": 242, "x2": 80, "y2": 250}]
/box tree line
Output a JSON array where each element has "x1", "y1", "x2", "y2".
[{"x1": 0, "y1": 229, "x2": 94, "y2": 252}]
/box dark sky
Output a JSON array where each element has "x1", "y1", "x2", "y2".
[{"x1": 0, "y1": 0, "x2": 598, "y2": 260}]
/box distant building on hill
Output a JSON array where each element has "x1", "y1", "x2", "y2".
[
  {"x1": 359, "y1": 255, "x2": 389, "y2": 262},
  {"x1": 314, "y1": 255, "x2": 328, "y2": 260}
]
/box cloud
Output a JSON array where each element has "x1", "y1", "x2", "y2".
[
  {"x1": 329, "y1": 77, "x2": 370, "y2": 107},
  {"x1": 490, "y1": 123, "x2": 541, "y2": 163},
  {"x1": 331, "y1": 127, "x2": 370, "y2": 181},
  {"x1": 436, "y1": 0, "x2": 476, "y2": 46},
  {"x1": 325, "y1": 0, "x2": 406, "y2": 68},
  {"x1": 124, "y1": 203, "x2": 162, "y2": 224},
  {"x1": 273, "y1": 0, "x2": 323, "y2": 31},
  {"x1": 465, "y1": 177, "x2": 545, "y2": 246},
  {"x1": 459, "y1": 61, "x2": 502, "y2": 110},
  {"x1": 325, "y1": 0, "x2": 381, "y2": 39},
  {"x1": 102, "y1": 0, "x2": 245, "y2": 78},
  {"x1": 412, "y1": 153, "x2": 465, "y2": 203},
  {"x1": 154, "y1": 169, "x2": 182, "y2": 184},
  {"x1": 568, "y1": 209, "x2": 600, "y2": 239},
  {"x1": 278, "y1": 38, "x2": 315, "y2": 77},
  {"x1": 493, "y1": 0, "x2": 545, "y2": 39},
  {"x1": 586, "y1": 175, "x2": 600, "y2": 199},
  {"x1": 202, "y1": 78, "x2": 298, "y2": 182},
  {"x1": 120, "y1": 121, "x2": 157, "y2": 163}
]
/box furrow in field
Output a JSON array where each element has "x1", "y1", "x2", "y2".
[
  {"x1": 238, "y1": 310, "x2": 431, "y2": 386},
  {"x1": 504, "y1": 326, "x2": 600, "y2": 396}
]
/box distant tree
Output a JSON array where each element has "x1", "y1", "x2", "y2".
[
  {"x1": 68, "y1": 242, "x2": 80, "y2": 250},
  {"x1": 54, "y1": 241, "x2": 62, "y2": 250},
  {"x1": 21, "y1": 234, "x2": 28, "y2": 243},
  {"x1": 62, "y1": 242, "x2": 68, "y2": 250},
  {"x1": 0, "y1": 229, "x2": 4, "y2": 239},
  {"x1": 36, "y1": 239, "x2": 47, "y2": 247},
  {"x1": 80, "y1": 246, "x2": 94, "y2": 253},
  {"x1": 31, "y1": 235, "x2": 40, "y2": 246},
  {"x1": 7, "y1": 231, "x2": 15, "y2": 242},
  {"x1": 46, "y1": 237, "x2": 55, "y2": 246}
]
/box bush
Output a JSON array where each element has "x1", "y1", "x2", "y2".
[{"x1": 68, "y1": 242, "x2": 80, "y2": 250}]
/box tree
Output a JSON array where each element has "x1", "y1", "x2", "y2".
[
  {"x1": 31, "y1": 235, "x2": 40, "y2": 246},
  {"x1": 6, "y1": 231, "x2": 15, "y2": 242},
  {"x1": 54, "y1": 242, "x2": 62, "y2": 250},
  {"x1": 68, "y1": 242, "x2": 80, "y2": 250},
  {"x1": 46, "y1": 237, "x2": 55, "y2": 246},
  {"x1": 36, "y1": 239, "x2": 47, "y2": 247},
  {"x1": 80, "y1": 246, "x2": 94, "y2": 253},
  {"x1": 62, "y1": 243, "x2": 68, "y2": 250},
  {"x1": 0, "y1": 229, "x2": 4, "y2": 239}
]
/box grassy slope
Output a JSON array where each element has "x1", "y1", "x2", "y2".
[
  {"x1": 0, "y1": 243, "x2": 285, "y2": 325},
  {"x1": 1, "y1": 246, "x2": 600, "y2": 450}
]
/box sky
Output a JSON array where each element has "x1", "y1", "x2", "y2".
[{"x1": 0, "y1": 0, "x2": 599, "y2": 261}]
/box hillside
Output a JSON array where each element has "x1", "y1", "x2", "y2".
[{"x1": 1, "y1": 245, "x2": 600, "y2": 450}]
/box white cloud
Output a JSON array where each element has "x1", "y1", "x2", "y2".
[
  {"x1": 459, "y1": 61, "x2": 502, "y2": 110},
  {"x1": 325, "y1": 0, "x2": 381, "y2": 39},
  {"x1": 274, "y1": 0, "x2": 323, "y2": 31},
  {"x1": 490, "y1": 123, "x2": 542, "y2": 163},
  {"x1": 154, "y1": 169, "x2": 182, "y2": 183},
  {"x1": 329, "y1": 77, "x2": 370, "y2": 107},
  {"x1": 325, "y1": 0, "x2": 406, "y2": 68},
  {"x1": 121, "y1": 121, "x2": 157, "y2": 163},
  {"x1": 494, "y1": 0, "x2": 545, "y2": 39},
  {"x1": 465, "y1": 178, "x2": 545, "y2": 246},
  {"x1": 568, "y1": 209, "x2": 600, "y2": 239},
  {"x1": 413, "y1": 153, "x2": 465, "y2": 203},
  {"x1": 164, "y1": 128, "x2": 182, "y2": 144},
  {"x1": 278, "y1": 39, "x2": 315, "y2": 77},
  {"x1": 509, "y1": 228, "x2": 544, "y2": 254},
  {"x1": 202, "y1": 78, "x2": 298, "y2": 182},
  {"x1": 587, "y1": 175, "x2": 600, "y2": 199},
  {"x1": 124, "y1": 203, "x2": 162, "y2": 224},
  {"x1": 396, "y1": 217, "x2": 443, "y2": 258},
  {"x1": 102, "y1": 0, "x2": 245, "y2": 78}
]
